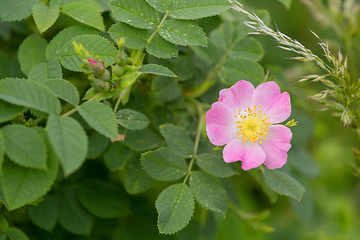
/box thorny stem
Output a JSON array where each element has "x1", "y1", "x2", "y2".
[{"x1": 183, "y1": 102, "x2": 204, "y2": 184}]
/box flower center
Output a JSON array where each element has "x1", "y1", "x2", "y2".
[{"x1": 235, "y1": 105, "x2": 272, "y2": 144}]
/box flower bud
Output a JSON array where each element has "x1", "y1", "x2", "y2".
[
  {"x1": 113, "y1": 65, "x2": 125, "y2": 77},
  {"x1": 116, "y1": 51, "x2": 128, "y2": 65},
  {"x1": 91, "y1": 78, "x2": 110, "y2": 92},
  {"x1": 88, "y1": 58, "x2": 105, "y2": 77}
]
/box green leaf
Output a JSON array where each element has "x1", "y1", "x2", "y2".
[
  {"x1": 0, "y1": 0, "x2": 38, "y2": 22},
  {"x1": 141, "y1": 147, "x2": 188, "y2": 181},
  {"x1": 146, "y1": 0, "x2": 231, "y2": 20},
  {"x1": 78, "y1": 101, "x2": 118, "y2": 139},
  {"x1": 32, "y1": 3, "x2": 60, "y2": 33},
  {"x1": 151, "y1": 76, "x2": 181, "y2": 102},
  {"x1": 86, "y1": 132, "x2": 109, "y2": 159},
  {"x1": 229, "y1": 38, "x2": 264, "y2": 62},
  {"x1": 1, "y1": 151, "x2": 58, "y2": 210},
  {"x1": 219, "y1": 58, "x2": 264, "y2": 85},
  {"x1": 27, "y1": 194, "x2": 59, "y2": 232},
  {"x1": 125, "y1": 159, "x2": 154, "y2": 194},
  {"x1": 262, "y1": 167, "x2": 305, "y2": 201},
  {"x1": 156, "y1": 184, "x2": 194, "y2": 234},
  {"x1": 109, "y1": 0, "x2": 159, "y2": 29},
  {"x1": 6, "y1": 228, "x2": 29, "y2": 240},
  {"x1": 108, "y1": 22, "x2": 148, "y2": 49},
  {"x1": 61, "y1": 2, "x2": 105, "y2": 31},
  {"x1": 18, "y1": 35, "x2": 47, "y2": 75},
  {"x1": 42, "y1": 79, "x2": 79, "y2": 106},
  {"x1": 146, "y1": 35, "x2": 179, "y2": 59},
  {"x1": 2, "y1": 124, "x2": 47, "y2": 169},
  {"x1": 28, "y1": 59, "x2": 63, "y2": 83},
  {"x1": 250, "y1": 169, "x2": 278, "y2": 204},
  {"x1": 50, "y1": 0, "x2": 102, "y2": 8},
  {"x1": 159, "y1": 20, "x2": 207, "y2": 47},
  {"x1": 277, "y1": 0, "x2": 292, "y2": 9},
  {"x1": 0, "y1": 232, "x2": 5, "y2": 240},
  {"x1": 0, "y1": 131, "x2": 4, "y2": 173},
  {"x1": 196, "y1": 153, "x2": 237, "y2": 178},
  {"x1": 60, "y1": 35, "x2": 117, "y2": 72},
  {"x1": 58, "y1": 186, "x2": 94, "y2": 235},
  {"x1": 103, "y1": 142, "x2": 131, "y2": 171},
  {"x1": 0, "y1": 78, "x2": 61, "y2": 115},
  {"x1": 159, "y1": 124, "x2": 194, "y2": 158},
  {"x1": 190, "y1": 171, "x2": 227, "y2": 214},
  {"x1": 77, "y1": 180, "x2": 129, "y2": 218},
  {"x1": 46, "y1": 25, "x2": 98, "y2": 61},
  {"x1": 0, "y1": 100, "x2": 23, "y2": 123},
  {"x1": 116, "y1": 108, "x2": 149, "y2": 130},
  {"x1": 139, "y1": 64, "x2": 177, "y2": 77},
  {"x1": 123, "y1": 128, "x2": 162, "y2": 152},
  {"x1": 46, "y1": 115, "x2": 88, "y2": 177}
]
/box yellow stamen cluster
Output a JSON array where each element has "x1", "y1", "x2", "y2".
[{"x1": 234, "y1": 105, "x2": 272, "y2": 144}]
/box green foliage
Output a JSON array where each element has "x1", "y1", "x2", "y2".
[
  {"x1": 159, "y1": 124, "x2": 194, "y2": 158},
  {"x1": 109, "y1": 0, "x2": 160, "y2": 29},
  {"x1": 103, "y1": 142, "x2": 131, "y2": 171},
  {"x1": 77, "y1": 180, "x2": 129, "y2": 218},
  {"x1": 60, "y1": 35, "x2": 117, "y2": 72},
  {"x1": 46, "y1": 25, "x2": 98, "y2": 60},
  {"x1": 2, "y1": 124, "x2": 47, "y2": 169},
  {"x1": 27, "y1": 194, "x2": 59, "y2": 231},
  {"x1": 32, "y1": 3, "x2": 60, "y2": 33},
  {"x1": 28, "y1": 60, "x2": 63, "y2": 83},
  {"x1": 145, "y1": 0, "x2": 231, "y2": 20},
  {"x1": 18, "y1": 35, "x2": 47, "y2": 75},
  {"x1": 0, "y1": 0, "x2": 37, "y2": 22},
  {"x1": 196, "y1": 153, "x2": 238, "y2": 178},
  {"x1": 61, "y1": 3, "x2": 105, "y2": 31},
  {"x1": 1, "y1": 148, "x2": 58, "y2": 210},
  {"x1": 78, "y1": 101, "x2": 118, "y2": 139},
  {"x1": 0, "y1": 100, "x2": 23, "y2": 123},
  {"x1": 46, "y1": 115, "x2": 88, "y2": 177},
  {"x1": 116, "y1": 108, "x2": 149, "y2": 130},
  {"x1": 146, "y1": 35, "x2": 179, "y2": 58},
  {"x1": 141, "y1": 147, "x2": 188, "y2": 181},
  {"x1": 125, "y1": 159, "x2": 154, "y2": 194},
  {"x1": 0, "y1": 78, "x2": 61, "y2": 115},
  {"x1": 220, "y1": 57, "x2": 265, "y2": 85},
  {"x1": 6, "y1": 228, "x2": 29, "y2": 240},
  {"x1": 0, "y1": 0, "x2": 343, "y2": 239},
  {"x1": 58, "y1": 186, "x2": 94, "y2": 235},
  {"x1": 42, "y1": 79, "x2": 79, "y2": 106},
  {"x1": 139, "y1": 64, "x2": 177, "y2": 77},
  {"x1": 189, "y1": 171, "x2": 228, "y2": 214},
  {"x1": 151, "y1": 76, "x2": 181, "y2": 102},
  {"x1": 156, "y1": 184, "x2": 194, "y2": 234},
  {"x1": 262, "y1": 167, "x2": 305, "y2": 201},
  {"x1": 108, "y1": 22, "x2": 148, "y2": 49},
  {"x1": 159, "y1": 20, "x2": 207, "y2": 47}
]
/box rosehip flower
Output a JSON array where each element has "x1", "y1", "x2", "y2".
[{"x1": 206, "y1": 80, "x2": 292, "y2": 170}]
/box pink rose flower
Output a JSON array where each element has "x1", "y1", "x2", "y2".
[{"x1": 206, "y1": 80, "x2": 292, "y2": 170}]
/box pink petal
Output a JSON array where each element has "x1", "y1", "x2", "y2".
[
  {"x1": 261, "y1": 125, "x2": 292, "y2": 169},
  {"x1": 218, "y1": 80, "x2": 255, "y2": 113},
  {"x1": 223, "y1": 138, "x2": 266, "y2": 170},
  {"x1": 206, "y1": 101, "x2": 237, "y2": 146},
  {"x1": 252, "y1": 81, "x2": 291, "y2": 123}
]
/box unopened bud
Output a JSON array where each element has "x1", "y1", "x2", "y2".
[
  {"x1": 91, "y1": 78, "x2": 110, "y2": 92},
  {"x1": 113, "y1": 65, "x2": 125, "y2": 77},
  {"x1": 87, "y1": 58, "x2": 106, "y2": 77}
]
